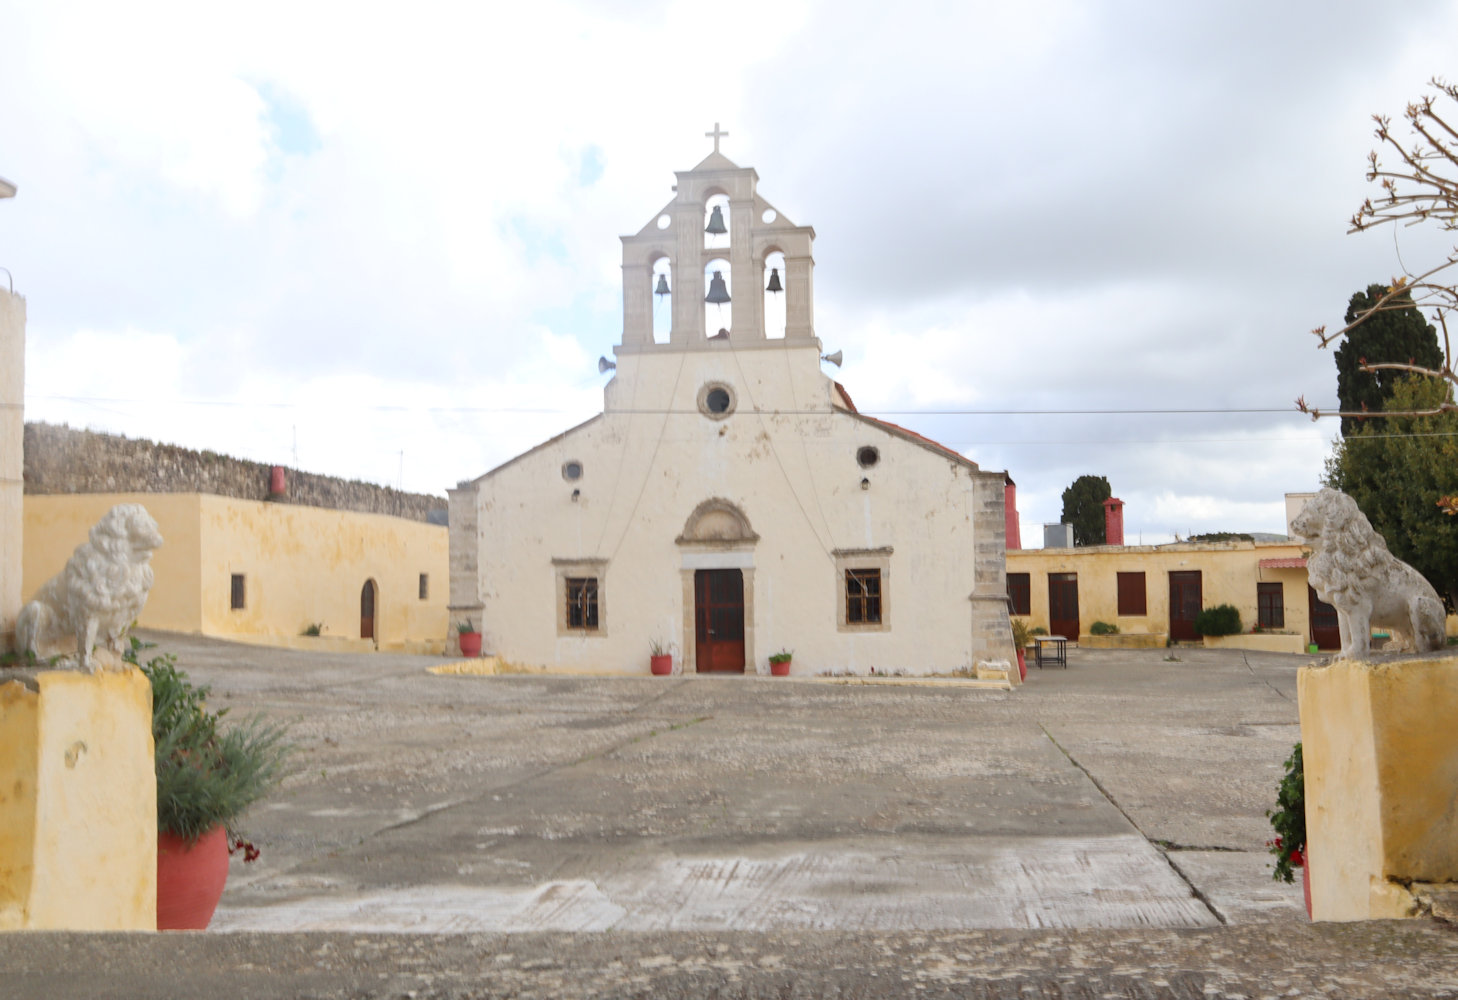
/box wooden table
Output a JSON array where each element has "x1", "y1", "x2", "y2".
[{"x1": 1034, "y1": 635, "x2": 1068, "y2": 669}]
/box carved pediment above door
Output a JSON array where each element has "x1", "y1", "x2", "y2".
[{"x1": 676, "y1": 498, "x2": 759, "y2": 547}]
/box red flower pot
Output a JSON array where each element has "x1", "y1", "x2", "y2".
[
  {"x1": 157, "y1": 826, "x2": 230, "y2": 930},
  {"x1": 459, "y1": 631, "x2": 483, "y2": 657},
  {"x1": 650, "y1": 654, "x2": 673, "y2": 675},
  {"x1": 770, "y1": 660, "x2": 791, "y2": 676}
]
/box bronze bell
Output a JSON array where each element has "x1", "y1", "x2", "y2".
[
  {"x1": 705, "y1": 270, "x2": 731, "y2": 304},
  {"x1": 766, "y1": 267, "x2": 783, "y2": 293},
  {"x1": 654, "y1": 274, "x2": 670, "y2": 297},
  {"x1": 705, "y1": 205, "x2": 727, "y2": 235}
]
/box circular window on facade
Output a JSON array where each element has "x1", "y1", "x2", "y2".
[
  {"x1": 857, "y1": 446, "x2": 880, "y2": 468},
  {"x1": 697, "y1": 382, "x2": 737, "y2": 420},
  {"x1": 562, "y1": 460, "x2": 583, "y2": 481}
]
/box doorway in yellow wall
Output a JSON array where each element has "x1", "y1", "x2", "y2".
[{"x1": 361, "y1": 579, "x2": 378, "y2": 640}]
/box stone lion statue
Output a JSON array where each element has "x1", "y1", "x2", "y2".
[
  {"x1": 17, "y1": 503, "x2": 164, "y2": 672},
  {"x1": 1291, "y1": 488, "x2": 1446, "y2": 660}
]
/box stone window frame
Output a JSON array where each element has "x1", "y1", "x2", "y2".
[
  {"x1": 553, "y1": 558, "x2": 608, "y2": 637},
  {"x1": 833, "y1": 547, "x2": 892, "y2": 633}
]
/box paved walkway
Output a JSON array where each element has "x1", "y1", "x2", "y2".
[{"x1": 7, "y1": 634, "x2": 1455, "y2": 996}]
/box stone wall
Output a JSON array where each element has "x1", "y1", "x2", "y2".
[{"x1": 23, "y1": 422, "x2": 446, "y2": 523}]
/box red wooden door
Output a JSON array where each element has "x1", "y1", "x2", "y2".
[
  {"x1": 1047, "y1": 573, "x2": 1079, "y2": 640},
  {"x1": 1169, "y1": 571, "x2": 1202, "y2": 642},
  {"x1": 694, "y1": 569, "x2": 745, "y2": 673},
  {"x1": 360, "y1": 579, "x2": 377, "y2": 640},
  {"x1": 1308, "y1": 586, "x2": 1340, "y2": 650}
]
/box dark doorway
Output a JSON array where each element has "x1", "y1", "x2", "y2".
[
  {"x1": 694, "y1": 569, "x2": 745, "y2": 673},
  {"x1": 1309, "y1": 586, "x2": 1340, "y2": 651},
  {"x1": 1048, "y1": 573, "x2": 1079, "y2": 640},
  {"x1": 1169, "y1": 571, "x2": 1202, "y2": 642},
  {"x1": 361, "y1": 579, "x2": 377, "y2": 640}
]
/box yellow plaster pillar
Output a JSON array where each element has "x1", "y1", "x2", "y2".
[
  {"x1": 1298, "y1": 656, "x2": 1458, "y2": 921},
  {"x1": 0, "y1": 668, "x2": 156, "y2": 930}
]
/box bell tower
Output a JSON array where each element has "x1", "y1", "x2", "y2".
[{"x1": 618, "y1": 125, "x2": 816, "y2": 349}]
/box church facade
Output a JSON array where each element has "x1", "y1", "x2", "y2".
[{"x1": 448, "y1": 140, "x2": 1016, "y2": 678}]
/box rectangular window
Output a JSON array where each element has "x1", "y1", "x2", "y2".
[
  {"x1": 230, "y1": 573, "x2": 246, "y2": 610},
  {"x1": 1007, "y1": 573, "x2": 1031, "y2": 616},
  {"x1": 419, "y1": 573, "x2": 429, "y2": 600},
  {"x1": 846, "y1": 569, "x2": 882, "y2": 624},
  {"x1": 1116, "y1": 572, "x2": 1147, "y2": 616},
  {"x1": 1258, "y1": 582, "x2": 1284, "y2": 628},
  {"x1": 565, "y1": 577, "x2": 599, "y2": 630}
]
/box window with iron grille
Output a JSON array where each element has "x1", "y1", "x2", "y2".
[
  {"x1": 1258, "y1": 582, "x2": 1284, "y2": 628},
  {"x1": 1116, "y1": 571, "x2": 1147, "y2": 616},
  {"x1": 1007, "y1": 573, "x2": 1031, "y2": 615},
  {"x1": 565, "y1": 577, "x2": 599, "y2": 630},
  {"x1": 846, "y1": 569, "x2": 882, "y2": 624},
  {"x1": 230, "y1": 573, "x2": 246, "y2": 610}
]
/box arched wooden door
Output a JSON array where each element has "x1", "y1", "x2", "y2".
[{"x1": 360, "y1": 579, "x2": 377, "y2": 640}]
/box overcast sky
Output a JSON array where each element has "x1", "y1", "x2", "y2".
[{"x1": 2, "y1": 0, "x2": 1455, "y2": 545}]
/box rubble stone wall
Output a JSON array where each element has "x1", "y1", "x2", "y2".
[{"x1": 22, "y1": 422, "x2": 446, "y2": 523}]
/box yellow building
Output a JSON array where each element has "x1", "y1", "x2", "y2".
[
  {"x1": 1007, "y1": 539, "x2": 1329, "y2": 654},
  {"x1": 23, "y1": 493, "x2": 448, "y2": 653}
]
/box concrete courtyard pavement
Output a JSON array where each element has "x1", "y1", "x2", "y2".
[
  {"x1": 154, "y1": 633, "x2": 1308, "y2": 933},
  {"x1": 7, "y1": 633, "x2": 1457, "y2": 997}
]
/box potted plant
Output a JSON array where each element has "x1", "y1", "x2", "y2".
[
  {"x1": 1267, "y1": 741, "x2": 1309, "y2": 918},
  {"x1": 649, "y1": 638, "x2": 673, "y2": 676},
  {"x1": 768, "y1": 649, "x2": 793, "y2": 677},
  {"x1": 134, "y1": 645, "x2": 291, "y2": 930},
  {"x1": 457, "y1": 618, "x2": 483, "y2": 658},
  {"x1": 1010, "y1": 619, "x2": 1032, "y2": 681}
]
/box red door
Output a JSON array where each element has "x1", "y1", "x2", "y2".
[
  {"x1": 360, "y1": 579, "x2": 377, "y2": 640},
  {"x1": 694, "y1": 569, "x2": 745, "y2": 673},
  {"x1": 1169, "y1": 571, "x2": 1202, "y2": 642},
  {"x1": 1048, "y1": 573, "x2": 1079, "y2": 640},
  {"x1": 1309, "y1": 586, "x2": 1340, "y2": 650}
]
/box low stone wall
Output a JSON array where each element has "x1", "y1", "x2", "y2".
[
  {"x1": 1080, "y1": 633, "x2": 1165, "y2": 650},
  {"x1": 23, "y1": 422, "x2": 446, "y2": 523},
  {"x1": 1203, "y1": 633, "x2": 1308, "y2": 654}
]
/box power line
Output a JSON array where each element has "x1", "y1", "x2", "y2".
[{"x1": 21, "y1": 394, "x2": 1312, "y2": 416}]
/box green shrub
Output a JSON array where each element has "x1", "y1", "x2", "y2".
[
  {"x1": 139, "y1": 651, "x2": 292, "y2": 843},
  {"x1": 1030, "y1": 626, "x2": 1048, "y2": 636},
  {"x1": 1267, "y1": 742, "x2": 1305, "y2": 883},
  {"x1": 1194, "y1": 604, "x2": 1242, "y2": 637},
  {"x1": 1089, "y1": 621, "x2": 1119, "y2": 635}
]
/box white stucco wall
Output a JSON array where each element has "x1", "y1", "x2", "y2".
[{"x1": 461, "y1": 341, "x2": 1009, "y2": 676}]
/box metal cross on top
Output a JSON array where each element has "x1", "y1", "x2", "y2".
[{"x1": 705, "y1": 122, "x2": 729, "y2": 153}]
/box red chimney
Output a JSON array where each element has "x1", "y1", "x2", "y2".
[
  {"x1": 1102, "y1": 496, "x2": 1125, "y2": 546},
  {"x1": 1004, "y1": 478, "x2": 1021, "y2": 550}
]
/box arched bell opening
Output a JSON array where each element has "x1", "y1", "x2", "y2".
[
  {"x1": 763, "y1": 250, "x2": 787, "y2": 340},
  {"x1": 650, "y1": 255, "x2": 673, "y2": 344},
  {"x1": 704, "y1": 257, "x2": 732, "y2": 339},
  {"x1": 703, "y1": 193, "x2": 730, "y2": 251}
]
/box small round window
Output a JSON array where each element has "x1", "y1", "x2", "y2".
[
  {"x1": 857, "y1": 446, "x2": 880, "y2": 468},
  {"x1": 562, "y1": 461, "x2": 583, "y2": 481},
  {"x1": 697, "y1": 382, "x2": 737, "y2": 420}
]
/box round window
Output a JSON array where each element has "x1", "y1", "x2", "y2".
[
  {"x1": 562, "y1": 461, "x2": 583, "y2": 481},
  {"x1": 857, "y1": 446, "x2": 880, "y2": 468},
  {"x1": 697, "y1": 382, "x2": 737, "y2": 420}
]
